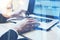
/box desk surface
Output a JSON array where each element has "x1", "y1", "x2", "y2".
[
  {"x1": 23, "y1": 22, "x2": 60, "y2": 40},
  {"x1": 0, "y1": 22, "x2": 60, "y2": 40}
]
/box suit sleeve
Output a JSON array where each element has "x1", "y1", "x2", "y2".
[
  {"x1": 0, "y1": 30, "x2": 18, "y2": 40},
  {"x1": 0, "y1": 14, "x2": 7, "y2": 23}
]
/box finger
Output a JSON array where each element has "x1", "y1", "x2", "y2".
[{"x1": 27, "y1": 18, "x2": 37, "y2": 22}]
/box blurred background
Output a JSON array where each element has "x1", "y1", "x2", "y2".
[{"x1": 0, "y1": 0, "x2": 60, "y2": 40}]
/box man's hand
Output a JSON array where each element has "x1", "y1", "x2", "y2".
[{"x1": 14, "y1": 18, "x2": 39, "y2": 34}]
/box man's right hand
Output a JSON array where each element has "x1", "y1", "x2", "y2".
[{"x1": 14, "y1": 18, "x2": 39, "y2": 34}]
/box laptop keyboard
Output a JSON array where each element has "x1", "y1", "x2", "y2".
[
  {"x1": 8, "y1": 16, "x2": 53, "y2": 23},
  {"x1": 34, "y1": 18, "x2": 53, "y2": 23},
  {"x1": 27, "y1": 15, "x2": 53, "y2": 23}
]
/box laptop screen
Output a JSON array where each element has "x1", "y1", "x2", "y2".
[{"x1": 33, "y1": 0, "x2": 60, "y2": 19}]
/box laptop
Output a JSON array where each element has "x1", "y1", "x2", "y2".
[
  {"x1": 8, "y1": 0, "x2": 59, "y2": 31},
  {"x1": 27, "y1": 0, "x2": 59, "y2": 30}
]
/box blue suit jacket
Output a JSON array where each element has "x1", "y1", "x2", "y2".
[
  {"x1": 0, "y1": 30, "x2": 18, "y2": 40},
  {"x1": 0, "y1": 14, "x2": 7, "y2": 23}
]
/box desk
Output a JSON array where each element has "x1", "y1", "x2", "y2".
[
  {"x1": 0, "y1": 22, "x2": 60, "y2": 40},
  {"x1": 23, "y1": 22, "x2": 60, "y2": 40}
]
